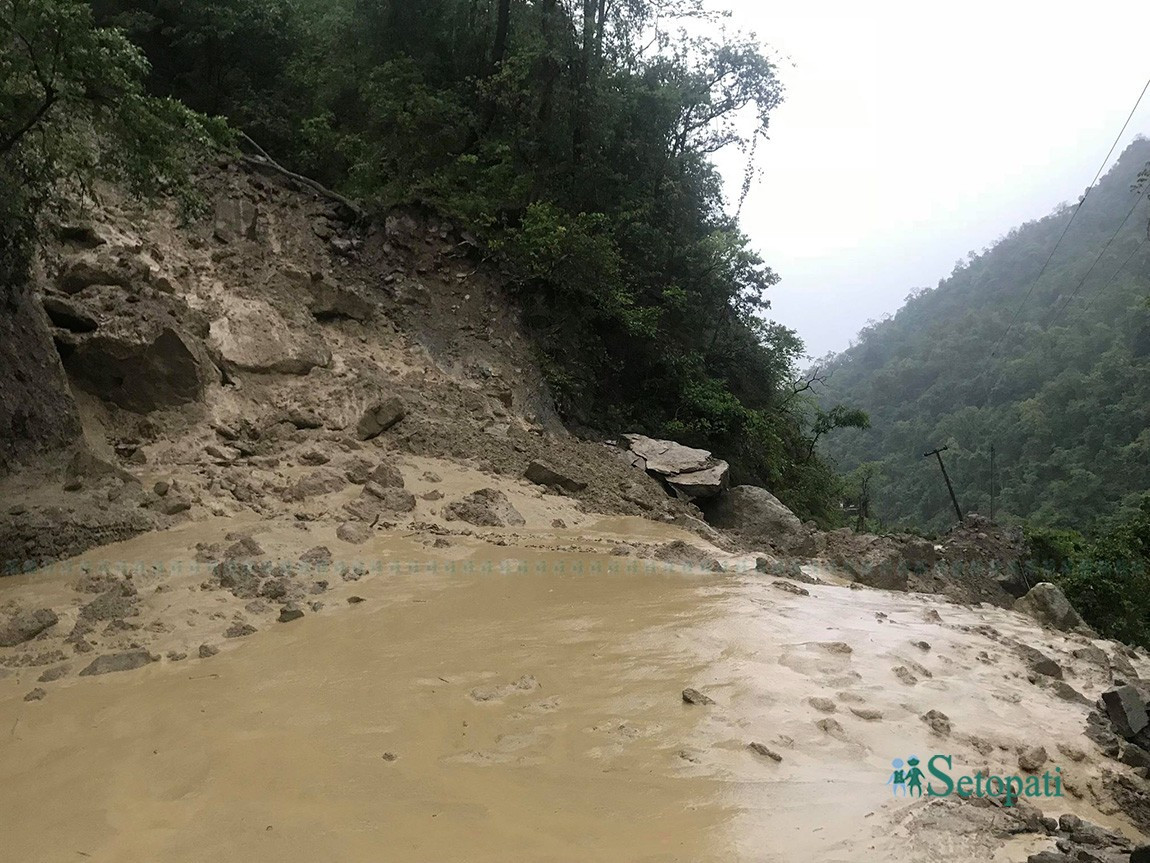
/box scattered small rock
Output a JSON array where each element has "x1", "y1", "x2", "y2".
[
  {"x1": 773, "y1": 580, "x2": 809, "y2": 596},
  {"x1": 24, "y1": 688, "x2": 47, "y2": 702},
  {"x1": 336, "y1": 522, "x2": 372, "y2": 544},
  {"x1": 682, "y1": 688, "x2": 715, "y2": 706},
  {"x1": 224, "y1": 623, "x2": 256, "y2": 638},
  {"x1": 921, "y1": 709, "x2": 952, "y2": 736},
  {"x1": 37, "y1": 665, "x2": 69, "y2": 683},
  {"x1": 748, "y1": 742, "x2": 782, "y2": 762},
  {"x1": 809, "y1": 697, "x2": 837, "y2": 713},
  {"x1": 198, "y1": 643, "x2": 219, "y2": 658},
  {"x1": 850, "y1": 707, "x2": 883, "y2": 721},
  {"x1": 278, "y1": 607, "x2": 305, "y2": 623}
]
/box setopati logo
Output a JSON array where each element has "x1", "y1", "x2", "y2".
[{"x1": 887, "y1": 754, "x2": 1063, "y2": 807}]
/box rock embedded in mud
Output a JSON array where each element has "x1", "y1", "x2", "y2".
[
  {"x1": 772, "y1": 580, "x2": 810, "y2": 596},
  {"x1": 443, "y1": 488, "x2": 525, "y2": 527},
  {"x1": 653, "y1": 540, "x2": 722, "y2": 572},
  {"x1": 198, "y1": 643, "x2": 219, "y2": 658},
  {"x1": 1016, "y1": 643, "x2": 1063, "y2": 679},
  {"x1": 24, "y1": 688, "x2": 47, "y2": 702},
  {"x1": 299, "y1": 546, "x2": 332, "y2": 567},
  {"x1": 336, "y1": 522, "x2": 372, "y2": 544},
  {"x1": 1102, "y1": 685, "x2": 1149, "y2": 739},
  {"x1": 850, "y1": 707, "x2": 883, "y2": 721},
  {"x1": 224, "y1": 623, "x2": 257, "y2": 639},
  {"x1": 682, "y1": 688, "x2": 715, "y2": 706},
  {"x1": 356, "y1": 396, "x2": 406, "y2": 440},
  {"x1": 892, "y1": 666, "x2": 918, "y2": 685},
  {"x1": 278, "y1": 606, "x2": 305, "y2": 623},
  {"x1": 210, "y1": 298, "x2": 331, "y2": 375},
  {"x1": 748, "y1": 742, "x2": 782, "y2": 762},
  {"x1": 1015, "y1": 582, "x2": 1089, "y2": 632},
  {"x1": 809, "y1": 697, "x2": 837, "y2": 713},
  {"x1": 368, "y1": 462, "x2": 405, "y2": 489},
  {"x1": 225, "y1": 535, "x2": 265, "y2": 559},
  {"x1": 37, "y1": 665, "x2": 69, "y2": 683},
  {"x1": 523, "y1": 459, "x2": 587, "y2": 493},
  {"x1": 286, "y1": 469, "x2": 347, "y2": 501},
  {"x1": 1018, "y1": 745, "x2": 1048, "y2": 773},
  {"x1": 921, "y1": 709, "x2": 952, "y2": 736},
  {"x1": 0, "y1": 608, "x2": 59, "y2": 647},
  {"x1": 79, "y1": 650, "x2": 156, "y2": 676}
]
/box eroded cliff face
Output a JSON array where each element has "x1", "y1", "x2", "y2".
[
  {"x1": 0, "y1": 275, "x2": 82, "y2": 474},
  {"x1": 0, "y1": 157, "x2": 694, "y2": 569}
]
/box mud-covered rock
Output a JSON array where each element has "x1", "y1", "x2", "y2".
[
  {"x1": 443, "y1": 488, "x2": 524, "y2": 527},
  {"x1": 210, "y1": 298, "x2": 330, "y2": 375},
  {"x1": 0, "y1": 608, "x2": 59, "y2": 647},
  {"x1": 336, "y1": 522, "x2": 372, "y2": 544},
  {"x1": 286, "y1": 469, "x2": 347, "y2": 501},
  {"x1": 356, "y1": 396, "x2": 406, "y2": 440},
  {"x1": 79, "y1": 650, "x2": 156, "y2": 676}
]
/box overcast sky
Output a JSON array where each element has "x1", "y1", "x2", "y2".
[{"x1": 714, "y1": 0, "x2": 1150, "y2": 360}]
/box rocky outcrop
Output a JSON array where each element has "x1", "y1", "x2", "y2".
[
  {"x1": 0, "y1": 277, "x2": 82, "y2": 473},
  {"x1": 210, "y1": 298, "x2": 331, "y2": 375},
  {"x1": 621, "y1": 434, "x2": 729, "y2": 499}
]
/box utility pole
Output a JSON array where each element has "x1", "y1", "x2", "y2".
[
  {"x1": 924, "y1": 445, "x2": 963, "y2": 523},
  {"x1": 989, "y1": 444, "x2": 996, "y2": 523}
]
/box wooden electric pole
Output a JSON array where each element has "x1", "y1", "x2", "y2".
[{"x1": 924, "y1": 445, "x2": 963, "y2": 523}]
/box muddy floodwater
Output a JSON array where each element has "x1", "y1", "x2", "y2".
[{"x1": 0, "y1": 521, "x2": 1143, "y2": 862}]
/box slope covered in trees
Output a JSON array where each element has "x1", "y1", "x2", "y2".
[
  {"x1": 820, "y1": 139, "x2": 1150, "y2": 534},
  {"x1": 78, "y1": 0, "x2": 869, "y2": 520},
  {"x1": 1, "y1": 0, "x2": 871, "y2": 521}
]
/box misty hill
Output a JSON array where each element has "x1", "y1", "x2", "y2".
[{"x1": 818, "y1": 139, "x2": 1150, "y2": 533}]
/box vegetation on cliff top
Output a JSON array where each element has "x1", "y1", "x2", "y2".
[{"x1": 74, "y1": 0, "x2": 867, "y2": 522}]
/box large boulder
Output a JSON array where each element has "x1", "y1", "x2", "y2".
[
  {"x1": 213, "y1": 197, "x2": 258, "y2": 243},
  {"x1": 1103, "y1": 685, "x2": 1149, "y2": 739},
  {"x1": 65, "y1": 325, "x2": 211, "y2": 412},
  {"x1": 704, "y1": 485, "x2": 808, "y2": 551},
  {"x1": 1015, "y1": 582, "x2": 1088, "y2": 632},
  {"x1": 209, "y1": 299, "x2": 330, "y2": 375},
  {"x1": 621, "y1": 434, "x2": 730, "y2": 499}
]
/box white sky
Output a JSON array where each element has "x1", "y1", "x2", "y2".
[{"x1": 715, "y1": 0, "x2": 1150, "y2": 359}]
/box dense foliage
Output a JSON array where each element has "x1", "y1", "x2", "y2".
[
  {"x1": 2, "y1": 0, "x2": 222, "y2": 278},
  {"x1": 818, "y1": 140, "x2": 1150, "y2": 534},
  {"x1": 1024, "y1": 498, "x2": 1150, "y2": 647},
  {"x1": 86, "y1": 0, "x2": 866, "y2": 522}
]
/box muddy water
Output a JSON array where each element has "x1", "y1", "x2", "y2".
[{"x1": 0, "y1": 525, "x2": 1142, "y2": 862}]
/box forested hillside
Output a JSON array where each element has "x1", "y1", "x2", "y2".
[
  {"x1": 820, "y1": 139, "x2": 1150, "y2": 534},
  {"x1": 2, "y1": 0, "x2": 870, "y2": 522}
]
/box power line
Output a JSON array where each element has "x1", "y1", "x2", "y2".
[
  {"x1": 1045, "y1": 188, "x2": 1148, "y2": 329},
  {"x1": 980, "y1": 188, "x2": 1147, "y2": 408},
  {"x1": 983, "y1": 76, "x2": 1150, "y2": 364}
]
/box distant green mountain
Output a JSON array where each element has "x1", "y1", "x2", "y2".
[{"x1": 818, "y1": 139, "x2": 1150, "y2": 534}]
